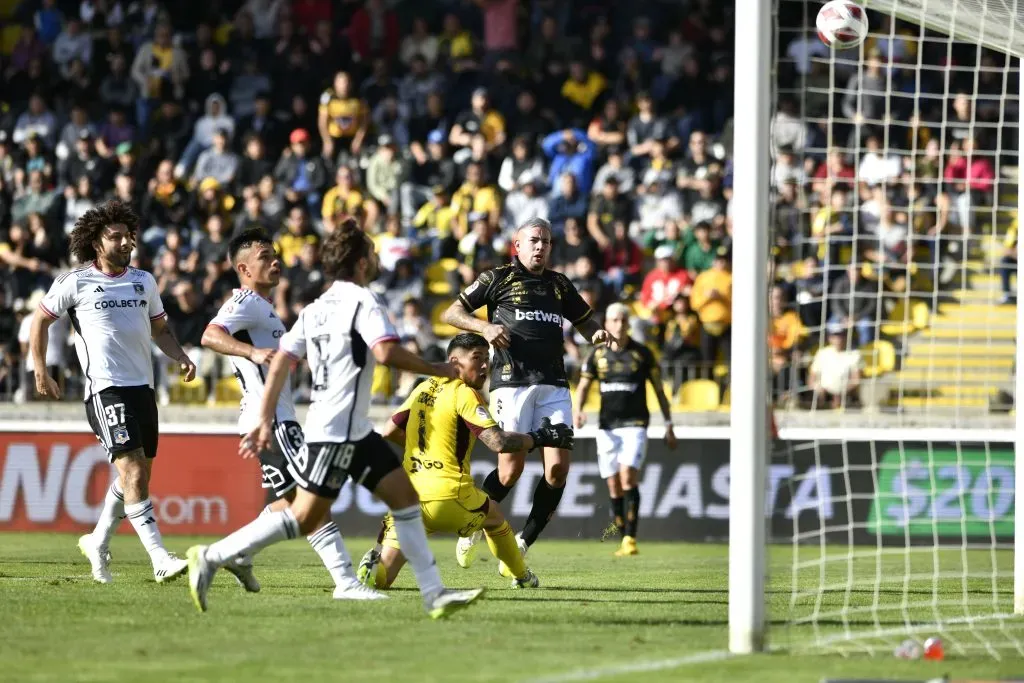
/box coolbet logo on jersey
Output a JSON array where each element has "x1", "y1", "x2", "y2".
[
  {"x1": 95, "y1": 299, "x2": 147, "y2": 309},
  {"x1": 514, "y1": 309, "x2": 563, "y2": 324}
]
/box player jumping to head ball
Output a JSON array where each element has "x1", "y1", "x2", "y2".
[
  {"x1": 30, "y1": 200, "x2": 197, "y2": 584},
  {"x1": 574, "y1": 303, "x2": 677, "y2": 557},
  {"x1": 440, "y1": 217, "x2": 614, "y2": 572}
]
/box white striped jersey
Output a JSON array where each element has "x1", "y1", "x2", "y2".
[
  {"x1": 39, "y1": 264, "x2": 165, "y2": 399},
  {"x1": 279, "y1": 280, "x2": 398, "y2": 443},
  {"x1": 208, "y1": 288, "x2": 297, "y2": 433}
]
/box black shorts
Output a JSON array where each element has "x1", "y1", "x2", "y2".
[
  {"x1": 289, "y1": 431, "x2": 401, "y2": 499},
  {"x1": 85, "y1": 386, "x2": 159, "y2": 461},
  {"x1": 255, "y1": 420, "x2": 304, "y2": 499}
]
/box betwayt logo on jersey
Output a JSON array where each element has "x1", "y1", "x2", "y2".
[
  {"x1": 133, "y1": 282, "x2": 145, "y2": 295},
  {"x1": 112, "y1": 426, "x2": 130, "y2": 445}
]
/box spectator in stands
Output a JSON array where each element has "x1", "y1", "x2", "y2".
[
  {"x1": 366, "y1": 135, "x2": 405, "y2": 215},
  {"x1": 769, "y1": 285, "x2": 805, "y2": 402},
  {"x1": 0, "y1": 220, "x2": 56, "y2": 298},
  {"x1": 380, "y1": 257, "x2": 424, "y2": 316},
  {"x1": 829, "y1": 263, "x2": 878, "y2": 349},
  {"x1": 395, "y1": 297, "x2": 438, "y2": 357},
  {"x1": 196, "y1": 214, "x2": 233, "y2": 298},
  {"x1": 591, "y1": 146, "x2": 635, "y2": 196},
  {"x1": 661, "y1": 293, "x2": 701, "y2": 388},
  {"x1": 542, "y1": 128, "x2": 597, "y2": 196},
  {"x1": 690, "y1": 247, "x2": 732, "y2": 366},
  {"x1": 587, "y1": 99, "x2": 628, "y2": 152},
  {"x1": 810, "y1": 323, "x2": 863, "y2": 409},
  {"x1": 503, "y1": 171, "x2": 548, "y2": 231},
  {"x1": 130, "y1": 22, "x2": 189, "y2": 130},
  {"x1": 318, "y1": 70, "x2": 369, "y2": 163},
  {"x1": 178, "y1": 94, "x2": 234, "y2": 178},
  {"x1": 548, "y1": 172, "x2": 588, "y2": 235},
  {"x1": 641, "y1": 245, "x2": 692, "y2": 318},
  {"x1": 12, "y1": 170, "x2": 57, "y2": 226},
  {"x1": 14, "y1": 94, "x2": 58, "y2": 148},
  {"x1": 682, "y1": 221, "x2": 718, "y2": 277},
  {"x1": 192, "y1": 128, "x2": 239, "y2": 189},
  {"x1": 601, "y1": 220, "x2": 643, "y2": 296},
  {"x1": 375, "y1": 215, "x2": 415, "y2": 276},
  {"x1": 274, "y1": 128, "x2": 328, "y2": 211},
  {"x1": 997, "y1": 216, "x2": 1019, "y2": 304},
  {"x1": 276, "y1": 241, "x2": 323, "y2": 321},
  {"x1": 451, "y1": 161, "x2": 501, "y2": 233}
]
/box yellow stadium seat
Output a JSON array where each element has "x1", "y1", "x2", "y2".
[
  {"x1": 431, "y1": 299, "x2": 487, "y2": 338},
  {"x1": 425, "y1": 258, "x2": 460, "y2": 296},
  {"x1": 881, "y1": 300, "x2": 913, "y2": 338},
  {"x1": 644, "y1": 380, "x2": 673, "y2": 412},
  {"x1": 675, "y1": 379, "x2": 721, "y2": 412},
  {"x1": 911, "y1": 301, "x2": 930, "y2": 329},
  {"x1": 215, "y1": 377, "x2": 242, "y2": 405},
  {"x1": 170, "y1": 376, "x2": 207, "y2": 405},
  {"x1": 1, "y1": 24, "x2": 21, "y2": 56},
  {"x1": 371, "y1": 364, "x2": 393, "y2": 399},
  {"x1": 860, "y1": 340, "x2": 896, "y2": 378}
]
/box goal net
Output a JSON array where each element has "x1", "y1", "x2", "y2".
[{"x1": 771, "y1": 0, "x2": 1022, "y2": 657}]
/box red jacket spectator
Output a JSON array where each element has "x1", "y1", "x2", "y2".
[
  {"x1": 292, "y1": 0, "x2": 333, "y2": 36},
  {"x1": 603, "y1": 236, "x2": 643, "y2": 280},
  {"x1": 348, "y1": 1, "x2": 400, "y2": 61},
  {"x1": 944, "y1": 150, "x2": 995, "y2": 193},
  {"x1": 641, "y1": 246, "x2": 692, "y2": 312}
]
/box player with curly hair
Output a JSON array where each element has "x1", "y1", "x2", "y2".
[{"x1": 29, "y1": 199, "x2": 198, "y2": 584}]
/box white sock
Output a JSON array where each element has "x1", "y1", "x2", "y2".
[
  {"x1": 235, "y1": 505, "x2": 277, "y2": 566},
  {"x1": 391, "y1": 505, "x2": 443, "y2": 599},
  {"x1": 207, "y1": 509, "x2": 299, "y2": 567},
  {"x1": 125, "y1": 499, "x2": 169, "y2": 564},
  {"x1": 91, "y1": 479, "x2": 125, "y2": 548},
  {"x1": 307, "y1": 521, "x2": 355, "y2": 586}
]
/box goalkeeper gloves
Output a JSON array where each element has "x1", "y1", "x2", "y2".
[{"x1": 527, "y1": 417, "x2": 575, "y2": 451}]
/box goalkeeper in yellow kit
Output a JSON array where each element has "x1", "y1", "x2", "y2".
[{"x1": 357, "y1": 333, "x2": 574, "y2": 590}]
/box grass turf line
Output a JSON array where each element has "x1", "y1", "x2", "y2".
[{"x1": 0, "y1": 533, "x2": 1020, "y2": 683}]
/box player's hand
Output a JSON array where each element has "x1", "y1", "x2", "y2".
[
  {"x1": 179, "y1": 356, "x2": 197, "y2": 383},
  {"x1": 592, "y1": 329, "x2": 618, "y2": 351},
  {"x1": 240, "y1": 421, "x2": 272, "y2": 458},
  {"x1": 665, "y1": 425, "x2": 678, "y2": 450},
  {"x1": 528, "y1": 417, "x2": 575, "y2": 451},
  {"x1": 432, "y1": 360, "x2": 459, "y2": 379},
  {"x1": 35, "y1": 371, "x2": 61, "y2": 400},
  {"x1": 249, "y1": 347, "x2": 276, "y2": 365},
  {"x1": 483, "y1": 323, "x2": 511, "y2": 349},
  {"x1": 573, "y1": 411, "x2": 586, "y2": 429}
]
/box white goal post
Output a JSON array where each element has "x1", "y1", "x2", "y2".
[{"x1": 730, "y1": 0, "x2": 1024, "y2": 656}]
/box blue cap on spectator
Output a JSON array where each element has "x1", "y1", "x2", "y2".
[{"x1": 427, "y1": 130, "x2": 445, "y2": 145}]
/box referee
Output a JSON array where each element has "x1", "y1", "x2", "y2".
[{"x1": 441, "y1": 217, "x2": 614, "y2": 567}]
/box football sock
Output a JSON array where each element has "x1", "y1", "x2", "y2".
[
  {"x1": 391, "y1": 505, "x2": 444, "y2": 599},
  {"x1": 521, "y1": 478, "x2": 565, "y2": 547},
  {"x1": 125, "y1": 499, "x2": 168, "y2": 563},
  {"x1": 206, "y1": 509, "x2": 300, "y2": 567},
  {"x1": 307, "y1": 521, "x2": 355, "y2": 586},
  {"x1": 92, "y1": 479, "x2": 126, "y2": 547},
  {"x1": 482, "y1": 469, "x2": 512, "y2": 503},
  {"x1": 235, "y1": 505, "x2": 277, "y2": 567},
  {"x1": 609, "y1": 496, "x2": 625, "y2": 536},
  {"x1": 259, "y1": 504, "x2": 274, "y2": 517},
  {"x1": 624, "y1": 488, "x2": 640, "y2": 539},
  {"x1": 485, "y1": 521, "x2": 527, "y2": 580}
]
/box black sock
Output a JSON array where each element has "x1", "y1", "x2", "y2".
[
  {"x1": 623, "y1": 488, "x2": 640, "y2": 539},
  {"x1": 609, "y1": 496, "x2": 625, "y2": 536},
  {"x1": 521, "y1": 478, "x2": 565, "y2": 547},
  {"x1": 482, "y1": 468, "x2": 513, "y2": 503}
]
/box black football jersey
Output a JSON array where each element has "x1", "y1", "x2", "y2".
[
  {"x1": 580, "y1": 339, "x2": 660, "y2": 429},
  {"x1": 458, "y1": 260, "x2": 593, "y2": 389}
]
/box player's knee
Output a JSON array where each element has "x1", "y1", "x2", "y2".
[
  {"x1": 546, "y1": 462, "x2": 569, "y2": 487},
  {"x1": 498, "y1": 458, "x2": 524, "y2": 486},
  {"x1": 291, "y1": 507, "x2": 322, "y2": 536}
]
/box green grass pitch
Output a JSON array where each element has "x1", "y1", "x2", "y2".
[{"x1": 1, "y1": 533, "x2": 1021, "y2": 682}]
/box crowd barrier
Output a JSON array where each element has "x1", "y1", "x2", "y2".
[{"x1": 0, "y1": 424, "x2": 1014, "y2": 542}]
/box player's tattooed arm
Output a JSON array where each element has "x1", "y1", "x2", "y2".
[
  {"x1": 440, "y1": 300, "x2": 490, "y2": 334},
  {"x1": 574, "y1": 317, "x2": 616, "y2": 349},
  {"x1": 478, "y1": 427, "x2": 534, "y2": 454}
]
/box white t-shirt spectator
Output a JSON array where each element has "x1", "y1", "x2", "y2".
[
  {"x1": 377, "y1": 234, "x2": 414, "y2": 273},
  {"x1": 19, "y1": 312, "x2": 70, "y2": 370},
  {"x1": 810, "y1": 345, "x2": 862, "y2": 395},
  {"x1": 857, "y1": 151, "x2": 901, "y2": 187}
]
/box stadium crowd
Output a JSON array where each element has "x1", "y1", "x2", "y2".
[{"x1": 0, "y1": 0, "x2": 1012, "y2": 411}]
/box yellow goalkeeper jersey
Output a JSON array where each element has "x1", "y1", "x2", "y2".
[{"x1": 390, "y1": 378, "x2": 497, "y2": 501}]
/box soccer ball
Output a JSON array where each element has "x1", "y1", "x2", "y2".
[{"x1": 816, "y1": 0, "x2": 869, "y2": 49}]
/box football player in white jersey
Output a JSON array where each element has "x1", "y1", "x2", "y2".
[
  {"x1": 186, "y1": 220, "x2": 485, "y2": 619},
  {"x1": 29, "y1": 200, "x2": 198, "y2": 584},
  {"x1": 200, "y1": 229, "x2": 372, "y2": 599}
]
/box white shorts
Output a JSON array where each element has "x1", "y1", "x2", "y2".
[
  {"x1": 596, "y1": 427, "x2": 649, "y2": 479},
  {"x1": 489, "y1": 385, "x2": 573, "y2": 436}
]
